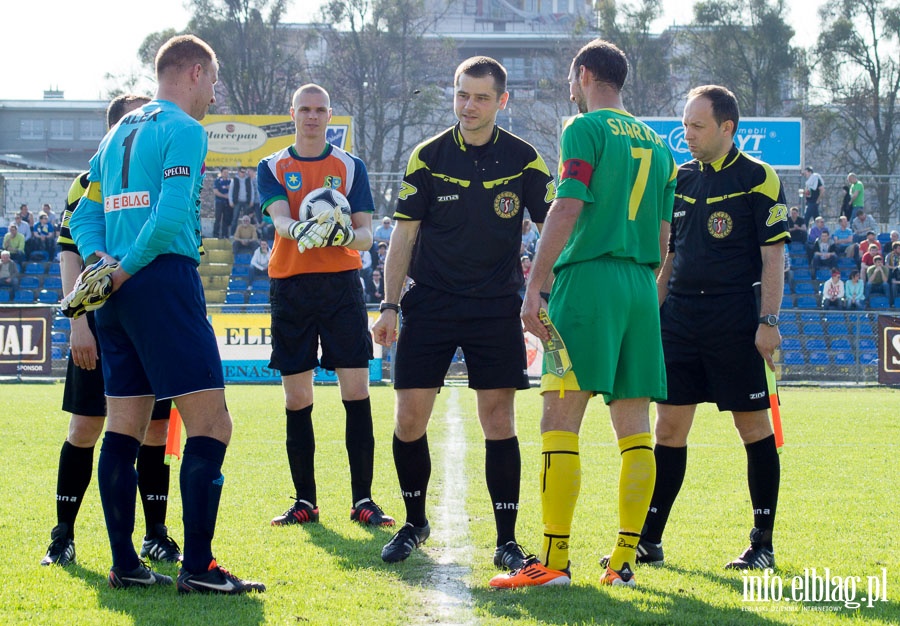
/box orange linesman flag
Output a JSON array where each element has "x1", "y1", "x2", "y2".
[{"x1": 165, "y1": 406, "x2": 183, "y2": 465}]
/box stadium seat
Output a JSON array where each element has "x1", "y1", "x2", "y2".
[
  {"x1": 225, "y1": 291, "x2": 246, "y2": 305},
  {"x1": 808, "y1": 351, "x2": 830, "y2": 365},
  {"x1": 781, "y1": 337, "x2": 802, "y2": 350},
  {"x1": 52, "y1": 317, "x2": 70, "y2": 331},
  {"x1": 834, "y1": 352, "x2": 855, "y2": 365},
  {"x1": 860, "y1": 352, "x2": 878, "y2": 364},
  {"x1": 837, "y1": 257, "x2": 855, "y2": 268},
  {"x1": 43, "y1": 276, "x2": 62, "y2": 290},
  {"x1": 248, "y1": 292, "x2": 269, "y2": 304},
  {"x1": 877, "y1": 232, "x2": 891, "y2": 246},
  {"x1": 48, "y1": 262, "x2": 60, "y2": 275},
  {"x1": 800, "y1": 312, "x2": 821, "y2": 322},
  {"x1": 796, "y1": 296, "x2": 818, "y2": 309},
  {"x1": 803, "y1": 322, "x2": 825, "y2": 335},
  {"x1": 793, "y1": 268, "x2": 812, "y2": 281},
  {"x1": 0, "y1": 290, "x2": 9, "y2": 303},
  {"x1": 782, "y1": 351, "x2": 805, "y2": 365},
  {"x1": 781, "y1": 295, "x2": 795, "y2": 309},
  {"x1": 780, "y1": 322, "x2": 800, "y2": 336},
  {"x1": 251, "y1": 278, "x2": 269, "y2": 291},
  {"x1": 783, "y1": 282, "x2": 792, "y2": 295},
  {"x1": 24, "y1": 263, "x2": 45, "y2": 275},
  {"x1": 794, "y1": 282, "x2": 815, "y2": 295},
  {"x1": 827, "y1": 322, "x2": 849, "y2": 335},
  {"x1": 231, "y1": 264, "x2": 249, "y2": 277},
  {"x1": 19, "y1": 276, "x2": 40, "y2": 290},
  {"x1": 789, "y1": 241, "x2": 805, "y2": 255},
  {"x1": 51, "y1": 332, "x2": 68, "y2": 345},
  {"x1": 830, "y1": 338, "x2": 852, "y2": 351},
  {"x1": 859, "y1": 338, "x2": 877, "y2": 351},
  {"x1": 791, "y1": 256, "x2": 809, "y2": 268},
  {"x1": 28, "y1": 250, "x2": 49, "y2": 262},
  {"x1": 14, "y1": 289, "x2": 34, "y2": 303},
  {"x1": 869, "y1": 296, "x2": 890, "y2": 309},
  {"x1": 229, "y1": 278, "x2": 248, "y2": 291},
  {"x1": 38, "y1": 290, "x2": 58, "y2": 304},
  {"x1": 51, "y1": 346, "x2": 64, "y2": 360},
  {"x1": 815, "y1": 268, "x2": 833, "y2": 281},
  {"x1": 0, "y1": 226, "x2": 7, "y2": 238},
  {"x1": 779, "y1": 312, "x2": 798, "y2": 322},
  {"x1": 234, "y1": 253, "x2": 252, "y2": 265},
  {"x1": 805, "y1": 338, "x2": 827, "y2": 351}
]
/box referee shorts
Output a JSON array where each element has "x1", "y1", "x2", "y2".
[
  {"x1": 660, "y1": 291, "x2": 769, "y2": 412},
  {"x1": 394, "y1": 284, "x2": 529, "y2": 390},
  {"x1": 542, "y1": 257, "x2": 666, "y2": 403},
  {"x1": 269, "y1": 269, "x2": 373, "y2": 376},
  {"x1": 95, "y1": 255, "x2": 224, "y2": 400}
]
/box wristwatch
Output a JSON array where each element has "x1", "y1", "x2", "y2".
[
  {"x1": 379, "y1": 301, "x2": 400, "y2": 313},
  {"x1": 759, "y1": 314, "x2": 779, "y2": 327}
]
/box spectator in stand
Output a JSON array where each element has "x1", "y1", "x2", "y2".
[
  {"x1": 821, "y1": 269, "x2": 844, "y2": 309},
  {"x1": 231, "y1": 214, "x2": 259, "y2": 257},
  {"x1": 42, "y1": 203, "x2": 61, "y2": 231},
  {"x1": 31, "y1": 213, "x2": 56, "y2": 258},
  {"x1": 360, "y1": 247, "x2": 373, "y2": 282},
  {"x1": 228, "y1": 167, "x2": 252, "y2": 233},
  {"x1": 0, "y1": 250, "x2": 19, "y2": 294},
  {"x1": 845, "y1": 270, "x2": 864, "y2": 309},
  {"x1": 17, "y1": 203, "x2": 35, "y2": 228},
  {"x1": 832, "y1": 215, "x2": 854, "y2": 257},
  {"x1": 366, "y1": 268, "x2": 384, "y2": 304},
  {"x1": 213, "y1": 168, "x2": 232, "y2": 239},
  {"x1": 802, "y1": 166, "x2": 825, "y2": 222},
  {"x1": 851, "y1": 208, "x2": 877, "y2": 243},
  {"x1": 860, "y1": 241, "x2": 881, "y2": 284},
  {"x1": 521, "y1": 217, "x2": 539, "y2": 256},
  {"x1": 887, "y1": 242, "x2": 900, "y2": 304},
  {"x1": 811, "y1": 230, "x2": 838, "y2": 273},
  {"x1": 839, "y1": 184, "x2": 852, "y2": 220},
  {"x1": 783, "y1": 246, "x2": 792, "y2": 286},
  {"x1": 848, "y1": 173, "x2": 864, "y2": 217},
  {"x1": 375, "y1": 241, "x2": 387, "y2": 270},
  {"x1": 14, "y1": 214, "x2": 32, "y2": 243},
  {"x1": 806, "y1": 216, "x2": 825, "y2": 257},
  {"x1": 247, "y1": 239, "x2": 270, "y2": 287},
  {"x1": 2, "y1": 224, "x2": 26, "y2": 263},
  {"x1": 787, "y1": 206, "x2": 807, "y2": 244},
  {"x1": 866, "y1": 255, "x2": 890, "y2": 302},
  {"x1": 248, "y1": 168, "x2": 261, "y2": 223},
  {"x1": 373, "y1": 216, "x2": 394, "y2": 246}
]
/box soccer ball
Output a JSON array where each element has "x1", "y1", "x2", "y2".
[{"x1": 300, "y1": 187, "x2": 352, "y2": 221}]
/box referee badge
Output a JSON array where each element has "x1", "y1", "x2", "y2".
[
  {"x1": 707, "y1": 211, "x2": 733, "y2": 238},
  {"x1": 494, "y1": 191, "x2": 520, "y2": 219}
]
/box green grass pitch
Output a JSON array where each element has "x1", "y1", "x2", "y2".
[{"x1": 1, "y1": 383, "x2": 898, "y2": 625}]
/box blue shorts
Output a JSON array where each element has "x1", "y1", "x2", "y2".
[{"x1": 95, "y1": 255, "x2": 225, "y2": 399}]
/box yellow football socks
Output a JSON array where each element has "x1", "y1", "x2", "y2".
[
  {"x1": 609, "y1": 432, "x2": 655, "y2": 571},
  {"x1": 540, "y1": 430, "x2": 580, "y2": 572}
]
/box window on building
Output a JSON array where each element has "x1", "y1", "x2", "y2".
[
  {"x1": 79, "y1": 118, "x2": 105, "y2": 141},
  {"x1": 502, "y1": 57, "x2": 526, "y2": 82},
  {"x1": 50, "y1": 119, "x2": 75, "y2": 140},
  {"x1": 20, "y1": 119, "x2": 45, "y2": 140}
]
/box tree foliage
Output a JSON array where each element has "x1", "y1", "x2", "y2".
[
  {"x1": 596, "y1": 0, "x2": 679, "y2": 116},
  {"x1": 814, "y1": 0, "x2": 900, "y2": 220},
  {"x1": 682, "y1": 0, "x2": 798, "y2": 116},
  {"x1": 312, "y1": 0, "x2": 456, "y2": 212}
]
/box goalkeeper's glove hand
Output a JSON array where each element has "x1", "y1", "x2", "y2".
[
  {"x1": 289, "y1": 207, "x2": 355, "y2": 253},
  {"x1": 60, "y1": 259, "x2": 119, "y2": 319}
]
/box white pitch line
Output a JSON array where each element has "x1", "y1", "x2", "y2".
[{"x1": 418, "y1": 387, "x2": 476, "y2": 625}]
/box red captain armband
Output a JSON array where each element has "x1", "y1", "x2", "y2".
[{"x1": 561, "y1": 159, "x2": 593, "y2": 186}]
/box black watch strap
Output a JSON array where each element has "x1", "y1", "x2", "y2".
[{"x1": 379, "y1": 301, "x2": 400, "y2": 313}]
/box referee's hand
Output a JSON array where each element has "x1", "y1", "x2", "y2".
[
  {"x1": 372, "y1": 310, "x2": 398, "y2": 348},
  {"x1": 521, "y1": 290, "x2": 549, "y2": 341},
  {"x1": 755, "y1": 325, "x2": 781, "y2": 371}
]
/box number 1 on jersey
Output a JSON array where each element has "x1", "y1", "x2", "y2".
[
  {"x1": 629, "y1": 147, "x2": 652, "y2": 220},
  {"x1": 121, "y1": 129, "x2": 137, "y2": 189}
]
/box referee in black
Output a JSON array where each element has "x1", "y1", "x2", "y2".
[
  {"x1": 371, "y1": 56, "x2": 554, "y2": 572},
  {"x1": 641, "y1": 85, "x2": 790, "y2": 569}
]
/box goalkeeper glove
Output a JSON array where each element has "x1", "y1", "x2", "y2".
[
  {"x1": 60, "y1": 259, "x2": 119, "y2": 319},
  {"x1": 289, "y1": 207, "x2": 355, "y2": 253}
]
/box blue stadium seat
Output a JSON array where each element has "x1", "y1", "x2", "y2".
[
  {"x1": 827, "y1": 322, "x2": 849, "y2": 335},
  {"x1": 0, "y1": 290, "x2": 9, "y2": 303},
  {"x1": 52, "y1": 317, "x2": 70, "y2": 331},
  {"x1": 48, "y1": 262, "x2": 60, "y2": 275},
  {"x1": 834, "y1": 352, "x2": 855, "y2": 365},
  {"x1": 859, "y1": 338, "x2": 877, "y2": 351},
  {"x1": 789, "y1": 241, "x2": 805, "y2": 255},
  {"x1": 791, "y1": 256, "x2": 809, "y2": 268},
  {"x1": 779, "y1": 312, "x2": 797, "y2": 322},
  {"x1": 19, "y1": 276, "x2": 40, "y2": 290},
  {"x1": 234, "y1": 253, "x2": 252, "y2": 265},
  {"x1": 28, "y1": 250, "x2": 49, "y2": 262},
  {"x1": 780, "y1": 322, "x2": 800, "y2": 336},
  {"x1": 781, "y1": 337, "x2": 802, "y2": 350},
  {"x1": 796, "y1": 296, "x2": 818, "y2": 309},
  {"x1": 815, "y1": 268, "x2": 833, "y2": 281},
  {"x1": 781, "y1": 295, "x2": 795, "y2": 309},
  {"x1": 793, "y1": 268, "x2": 812, "y2": 281},
  {"x1": 51, "y1": 346, "x2": 64, "y2": 360},
  {"x1": 51, "y1": 332, "x2": 68, "y2": 344},
  {"x1": 860, "y1": 352, "x2": 878, "y2": 364},
  {"x1": 783, "y1": 282, "x2": 791, "y2": 295},
  {"x1": 803, "y1": 322, "x2": 825, "y2": 335},
  {"x1": 869, "y1": 296, "x2": 890, "y2": 309},
  {"x1": 837, "y1": 257, "x2": 855, "y2": 268},
  {"x1": 0, "y1": 226, "x2": 7, "y2": 237},
  {"x1": 782, "y1": 351, "x2": 805, "y2": 365},
  {"x1": 805, "y1": 338, "x2": 827, "y2": 351},
  {"x1": 808, "y1": 352, "x2": 830, "y2": 365},
  {"x1": 877, "y1": 232, "x2": 891, "y2": 245},
  {"x1": 800, "y1": 312, "x2": 821, "y2": 321},
  {"x1": 794, "y1": 282, "x2": 815, "y2": 295},
  {"x1": 830, "y1": 338, "x2": 852, "y2": 351},
  {"x1": 248, "y1": 292, "x2": 269, "y2": 304},
  {"x1": 225, "y1": 291, "x2": 246, "y2": 304},
  {"x1": 251, "y1": 278, "x2": 269, "y2": 291},
  {"x1": 24, "y1": 263, "x2": 45, "y2": 275},
  {"x1": 228, "y1": 278, "x2": 248, "y2": 291},
  {"x1": 14, "y1": 289, "x2": 34, "y2": 303},
  {"x1": 38, "y1": 290, "x2": 58, "y2": 304},
  {"x1": 231, "y1": 264, "x2": 249, "y2": 277},
  {"x1": 43, "y1": 276, "x2": 62, "y2": 290}
]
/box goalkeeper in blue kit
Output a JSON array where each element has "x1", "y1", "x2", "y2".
[{"x1": 69, "y1": 34, "x2": 263, "y2": 594}]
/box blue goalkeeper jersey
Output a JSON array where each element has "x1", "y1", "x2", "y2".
[{"x1": 70, "y1": 99, "x2": 207, "y2": 275}]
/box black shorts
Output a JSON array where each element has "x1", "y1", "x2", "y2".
[
  {"x1": 394, "y1": 284, "x2": 529, "y2": 390},
  {"x1": 659, "y1": 291, "x2": 769, "y2": 412},
  {"x1": 269, "y1": 269, "x2": 373, "y2": 376},
  {"x1": 61, "y1": 312, "x2": 173, "y2": 420}
]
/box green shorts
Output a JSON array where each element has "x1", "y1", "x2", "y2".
[{"x1": 541, "y1": 256, "x2": 666, "y2": 404}]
